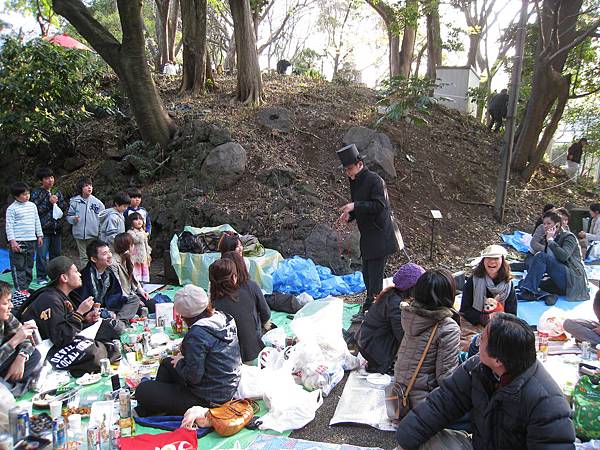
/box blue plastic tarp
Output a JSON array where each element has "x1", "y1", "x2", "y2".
[
  {"x1": 272, "y1": 256, "x2": 365, "y2": 299},
  {"x1": 500, "y1": 231, "x2": 530, "y2": 253}
]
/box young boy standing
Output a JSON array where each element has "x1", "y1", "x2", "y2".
[
  {"x1": 5, "y1": 183, "x2": 43, "y2": 294},
  {"x1": 125, "y1": 189, "x2": 152, "y2": 235},
  {"x1": 30, "y1": 167, "x2": 66, "y2": 285},
  {"x1": 67, "y1": 177, "x2": 105, "y2": 267},
  {"x1": 99, "y1": 191, "x2": 130, "y2": 248}
]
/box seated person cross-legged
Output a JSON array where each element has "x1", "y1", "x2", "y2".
[
  {"x1": 395, "y1": 313, "x2": 575, "y2": 450},
  {"x1": 20, "y1": 257, "x2": 123, "y2": 376},
  {"x1": 354, "y1": 263, "x2": 425, "y2": 375},
  {"x1": 134, "y1": 285, "x2": 241, "y2": 416},
  {"x1": 459, "y1": 245, "x2": 516, "y2": 351},
  {"x1": 75, "y1": 240, "x2": 139, "y2": 322},
  {"x1": 518, "y1": 211, "x2": 588, "y2": 306},
  {"x1": 578, "y1": 203, "x2": 600, "y2": 260},
  {"x1": 0, "y1": 281, "x2": 43, "y2": 397},
  {"x1": 394, "y1": 269, "x2": 460, "y2": 409}
]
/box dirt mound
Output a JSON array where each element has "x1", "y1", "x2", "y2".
[{"x1": 5, "y1": 74, "x2": 600, "y2": 275}]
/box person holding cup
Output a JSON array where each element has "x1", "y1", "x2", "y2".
[{"x1": 0, "y1": 281, "x2": 42, "y2": 396}]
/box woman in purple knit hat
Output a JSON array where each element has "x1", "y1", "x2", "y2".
[{"x1": 354, "y1": 263, "x2": 425, "y2": 374}]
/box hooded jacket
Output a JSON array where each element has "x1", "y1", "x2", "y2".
[
  {"x1": 98, "y1": 208, "x2": 124, "y2": 246},
  {"x1": 394, "y1": 301, "x2": 460, "y2": 406},
  {"x1": 356, "y1": 288, "x2": 405, "y2": 374},
  {"x1": 396, "y1": 356, "x2": 575, "y2": 450},
  {"x1": 175, "y1": 311, "x2": 241, "y2": 403},
  {"x1": 66, "y1": 195, "x2": 105, "y2": 240}
]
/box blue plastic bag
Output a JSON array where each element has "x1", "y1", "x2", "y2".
[
  {"x1": 273, "y1": 256, "x2": 365, "y2": 299},
  {"x1": 500, "y1": 231, "x2": 530, "y2": 253}
]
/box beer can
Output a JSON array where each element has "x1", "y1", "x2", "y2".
[
  {"x1": 8, "y1": 406, "x2": 20, "y2": 442},
  {"x1": 581, "y1": 341, "x2": 592, "y2": 360},
  {"x1": 87, "y1": 425, "x2": 101, "y2": 449},
  {"x1": 52, "y1": 417, "x2": 66, "y2": 449},
  {"x1": 100, "y1": 358, "x2": 111, "y2": 376},
  {"x1": 16, "y1": 411, "x2": 29, "y2": 441},
  {"x1": 109, "y1": 424, "x2": 121, "y2": 449},
  {"x1": 119, "y1": 389, "x2": 131, "y2": 418}
]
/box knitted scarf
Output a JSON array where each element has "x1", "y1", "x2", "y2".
[{"x1": 472, "y1": 274, "x2": 512, "y2": 312}]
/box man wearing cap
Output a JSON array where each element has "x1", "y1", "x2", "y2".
[
  {"x1": 337, "y1": 144, "x2": 401, "y2": 323},
  {"x1": 134, "y1": 284, "x2": 241, "y2": 416},
  {"x1": 20, "y1": 256, "x2": 123, "y2": 374}
]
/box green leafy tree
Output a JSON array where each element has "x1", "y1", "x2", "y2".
[
  {"x1": 4, "y1": 0, "x2": 59, "y2": 36},
  {"x1": 0, "y1": 37, "x2": 114, "y2": 152}
]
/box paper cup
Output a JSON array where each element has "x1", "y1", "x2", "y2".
[{"x1": 49, "y1": 400, "x2": 63, "y2": 419}]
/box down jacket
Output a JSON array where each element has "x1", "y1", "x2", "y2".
[
  {"x1": 355, "y1": 288, "x2": 405, "y2": 374},
  {"x1": 393, "y1": 302, "x2": 460, "y2": 406},
  {"x1": 176, "y1": 311, "x2": 241, "y2": 403},
  {"x1": 396, "y1": 356, "x2": 575, "y2": 450}
]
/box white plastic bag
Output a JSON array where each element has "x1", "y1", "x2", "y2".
[
  {"x1": 234, "y1": 365, "x2": 266, "y2": 400},
  {"x1": 538, "y1": 306, "x2": 568, "y2": 339},
  {"x1": 259, "y1": 369, "x2": 323, "y2": 432},
  {"x1": 52, "y1": 203, "x2": 63, "y2": 220},
  {"x1": 0, "y1": 383, "x2": 16, "y2": 432},
  {"x1": 262, "y1": 327, "x2": 286, "y2": 349}
]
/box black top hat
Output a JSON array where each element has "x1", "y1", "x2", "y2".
[{"x1": 336, "y1": 144, "x2": 363, "y2": 168}]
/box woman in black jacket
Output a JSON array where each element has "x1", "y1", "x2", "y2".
[
  {"x1": 210, "y1": 258, "x2": 271, "y2": 363},
  {"x1": 135, "y1": 284, "x2": 241, "y2": 416},
  {"x1": 460, "y1": 245, "x2": 516, "y2": 350},
  {"x1": 355, "y1": 263, "x2": 425, "y2": 374}
]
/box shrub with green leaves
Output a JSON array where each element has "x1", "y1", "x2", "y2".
[
  {"x1": 0, "y1": 37, "x2": 114, "y2": 151},
  {"x1": 376, "y1": 76, "x2": 442, "y2": 126}
]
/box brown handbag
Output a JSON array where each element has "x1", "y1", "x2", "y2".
[
  {"x1": 207, "y1": 399, "x2": 258, "y2": 436},
  {"x1": 385, "y1": 322, "x2": 439, "y2": 421}
]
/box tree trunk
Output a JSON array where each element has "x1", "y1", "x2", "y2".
[
  {"x1": 205, "y1": 50, "x2": 215, "y2": 89},
  {"x1": 398, "y1": 0, "x2": 417, "y2": 78},
  {"x1": 53, "y1": 0, "x2": 175, "y2": 148},
  {"x1": 467, "y1": 33, "x2": 481, "y2": 68},
  {"x1": 365, "y1": 0, "x2": 400, "y2": 77},
  {"x1": 414, "y1": 42, "x2": 426, "y2": 77},
  {"x1": 389, "y1": 31, "x2": 400, "y2": 77},
  {"x1": 154, "y1": 0, "x2": 170, "y2": 69},
  {"x1": 224, "y1": 35, "x2": 236, "y2": 72},
  {"x1": 167, "y1": 0, "x2": 179, "y2": 61},
  {"x1": 179, "y1": 0, "x2": 207, "y2": 95},
  {"x1": 511, "y1": 0, "x2": 585, "y2": 179},
  {"x1": 229, "y1": 0, "x2": 263, "y2": 105},
  {"x1": 426, "y1": 5, "x2": 441, "y2": 82}
]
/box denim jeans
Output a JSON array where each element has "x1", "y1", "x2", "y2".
[
  {"x1": 36, "y1": 234, "x2": 62, "y2": 280},
  {"x1": 520, "y1": 251, "x2": 567, "y2": 297}
]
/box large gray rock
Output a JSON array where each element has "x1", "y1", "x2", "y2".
[
  {"x1": 257, "y1": 107, "x2": 293, "y2": 132},
  {"x1": 304, "y1": 223, "x2": 361, "y2": 275},
  {"x1": 363, "y1": 139, "x2": 397, "y2": 180},
  {"x1": 200, "y1": 142, "x2": 247, "y2": 189},
  {"x1": 343, "y1": 126, "x2": 397, "y2": 179}
]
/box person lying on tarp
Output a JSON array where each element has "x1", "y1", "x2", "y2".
[
  {"x1": 135, "y1": 285, "x2": 241, "y2": 416},
  {"x1": 517, "y1": 211, "x2": 588, "y2": 306},
  {"x1": 352, "y1": 263, "x2": 425, "y2": 375},
  {"x1": 20, "y1": 256, "x2": 123, "y2": 376}
]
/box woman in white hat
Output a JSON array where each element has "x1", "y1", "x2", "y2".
[{"x1": 459, "y1": 244, "x2": 516, "y2": 351}]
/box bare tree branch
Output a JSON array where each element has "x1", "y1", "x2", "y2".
[{"x1": 547, "y1": 18, "x2": 600, "y2": 63}]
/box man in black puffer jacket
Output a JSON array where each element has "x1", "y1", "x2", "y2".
[
  {"x1": 337, "y1": 144, "x2": 401, "y2": 323},
  {"x1": 396, "y1": 313, "x2": 575, "y2": 450}
]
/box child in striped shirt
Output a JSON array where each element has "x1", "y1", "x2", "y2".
[{"x1": 5, "y1": 183, "x2": 43, "y2": 294}]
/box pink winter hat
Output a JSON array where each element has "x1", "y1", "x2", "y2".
[{"x1": 392, "y1": 263, "x2": 426, "y2": 291}]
